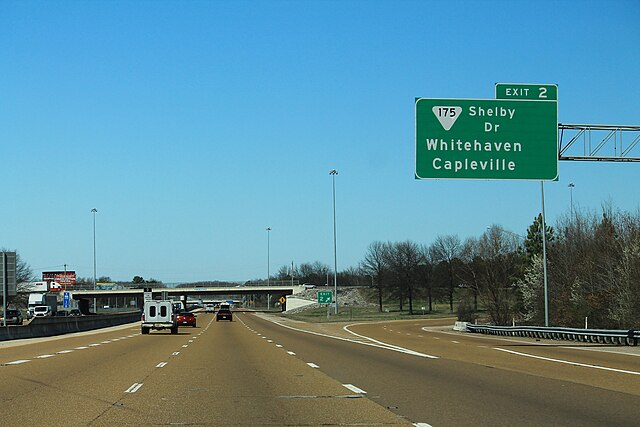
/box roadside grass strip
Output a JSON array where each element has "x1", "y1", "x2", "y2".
[{"x1": 495, "y1": 348, "x2": 640, "y2": 376}]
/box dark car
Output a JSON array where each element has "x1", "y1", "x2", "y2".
[
  {"x1": 216, "y1": 308, "x2": 232, "y2": 322},
  {"x1": 69, "y1": 309, "x2": 82, "y2": 316},
  {"x1": 176, "y1": 311, "x2": 196, "y2": 327},
  {"x1": 2, "y1": 309, "x2": 23, "y2": 325},
  {"x1": 55, "y1": 310, "x2": 69, "y2": 317}
]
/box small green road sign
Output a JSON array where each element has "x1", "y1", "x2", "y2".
[
  {"x1": 318, "y1": 291, "x2": 332, "y2": 304},
  {"x1": 495, "y1": 83, "x2": 558, "y2": 101},
  {"x1": 415, "y1": 98, "x2": 558, "y2": 180}
]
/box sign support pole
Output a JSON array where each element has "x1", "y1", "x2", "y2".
[
  {"x1": 2, "y1": 253, "x2": 6, "y2": 327},
  {"x1": 541, "y1": 181, "x2": 550, "y2": 327}
]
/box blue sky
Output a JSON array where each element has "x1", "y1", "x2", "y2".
[{"x1": 2, "y1": 0, "x2": 639, "y2": 283}]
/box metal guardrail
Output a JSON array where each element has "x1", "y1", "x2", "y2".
[{"x1": 465, "y1": 324, "x2": 640, "y2": 346}]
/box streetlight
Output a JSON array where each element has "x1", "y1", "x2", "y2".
[
  {"x1": 266, "y1": 227, "x2": 271, "y2": 310},
  {"x1": 91, "y1": 208, "x2": 98, "y2": 313},
  {"x1": 329, "y1": 169, "x2": 338, "y2": 315},
  {"x1": 568, "y1": 182, "x2": 575, "y2": 217}
]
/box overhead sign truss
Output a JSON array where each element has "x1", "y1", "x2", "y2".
[{"x1": 559, "y1": 124, "x2": 640, "y2": 162}]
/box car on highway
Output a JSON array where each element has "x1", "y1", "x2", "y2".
[
  {"x1": 69, "y1": 309, "x2": 82, "y2": 316},
  {"x1": 33, "y1": 305, "x2": 52, "y2": 317},
  {"x1": 1, "y1": 309, "x2": 23, "y2": 325},
  {"x1": 176, "y1": 311, "x2": 196, "y2": 327},
  {"x1": 141, "y1": 300, "x2": 178, "y2": 334},
  {"x1": 205, "y1": 304, "x2": 215, "y2": 313},
  {"x1": 216, "y1": 307, "x2": 232, "y2": 321}
]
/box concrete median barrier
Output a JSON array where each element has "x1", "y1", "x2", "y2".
[{"x1": 0, "y1": 312, "x2": 141, "y2": 341}]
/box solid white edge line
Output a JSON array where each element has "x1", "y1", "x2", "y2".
[
  {"x1": 251, "y1": 314, "x2": 437, "y2": 359},
  {"x1": 495, "y1": 348, "x2": 640, "y2": 376},
  {"x1": 307, "y1": 362, "x2": 319, "y2": 368},
  {"x1": 344, "y1": 324, "x2": 438, "y2": 359},
  {"x1": 343, "y1": 384, "x2": 367, "y2": 394}
]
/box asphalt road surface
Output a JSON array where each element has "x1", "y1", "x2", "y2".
[{"x1": 1, "y1": 312, "x2": 639, "y2": 426}]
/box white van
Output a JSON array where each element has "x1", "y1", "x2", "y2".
[{"x1": 141, "y1": 301, "x2": 178, "y2": 334}]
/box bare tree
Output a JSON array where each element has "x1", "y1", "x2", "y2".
[
  {"x1": 430, "y1": 235, "x2": 462, "y2": 312},
  {"x1": 475, "y1": 226, "x2": 522, "y2": 325},
  {"x1": 385, "y1": 241, "x2": 423, "y2": 314},
  {"x1": 361, "y1": 241, "x2": 390, "y2": 312}
]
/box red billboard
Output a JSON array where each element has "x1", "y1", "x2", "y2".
[{"x1": 43, "y1": 271, "x2": 77, "y2": 287}]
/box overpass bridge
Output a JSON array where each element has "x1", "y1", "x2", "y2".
[{"x1": 68, "y1": 285, "x2": 304, "y2": 312}]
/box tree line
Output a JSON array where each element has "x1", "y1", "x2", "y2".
[{"x1": 274, "y1": 206, "x2": 640, "y2": 329}]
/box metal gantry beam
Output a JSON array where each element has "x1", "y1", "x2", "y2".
[{"x1": 559, "y1": 124, "x2": 640, "y2": 162}]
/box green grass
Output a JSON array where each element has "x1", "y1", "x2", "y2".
[{"x1": 284, "y1": 303, "x2": 458, "y2": 323}]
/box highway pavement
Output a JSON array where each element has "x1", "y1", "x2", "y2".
[
  {"x1": 1, "y1": 312, "x2": 639, "y2": 426},
  {"x1": 0, "y1": 313, "x2": 410, "y2": 426}
]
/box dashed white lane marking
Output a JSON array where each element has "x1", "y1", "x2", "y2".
[
  {"x1": 36, "y1": 354, "x2": 55, "y2": 359},
  {"x1": 172, "y1": 352, "x2": 180, "y2": 356},
  {"x1": 75, "y1": 346, "x2": 89, "y2": 350},
  {"x1": 287, "y1": 351, "x2": 296, "y2": 356},
  {"x1": 6, "y1": 360, "x2": 30, "y2": 365},
  {"x1": 57, "y1": 350, "x2": 74, "y2": 354},
  {"x1": 156, "y1": 362, "x2": 168, "y2": 368},
  {"x1": 276, "y1": 344, "x2": 283, "y2": 348},
  {"x1": 125, "y1": 383, "x2": 143, "y2": 393},
  {"x1": 267, "y1": 340, "x2": 273, "y2": 343},
  {"x1": 414, "y1": 423, "x2": 433, "y2": 427},
  {"x1": 343, "y1": 384, "x2": 367, "y2": 394},
  {"x1": 307, "y1": 363, "x2": 319, "y2": 368},
  {"x1": 89, "y1": 344, "x2": 100, "y2": 347},
  {"x1": 451, "y1": 341, "x2": 460, "y2": 344},
  {"x1": 495, "y1": 348, "x2": 640, "y2": 376},
  {"x1": 100, "y1": 341, "x2": 111, "y2": 344},
  {"x1": 182, "y1": 345, "x2": 188, "y2": 348}
]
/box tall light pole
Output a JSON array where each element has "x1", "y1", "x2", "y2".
[
  {"x1": 91, "y1": 208, "x2": 98, "y2": 313},
  {"x1": 568, "y1": 182, "x2": 575, "y2": 217},
  {"x1": 329, "y1": 169, "x2": 338, "y2": 315},
  {"x1": 266, "y1": 227, "x2": 271, "y2": 310}
]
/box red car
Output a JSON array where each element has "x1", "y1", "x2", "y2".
[{"x1": 175, "y1": 311, "x2": 197, "y2": 327}]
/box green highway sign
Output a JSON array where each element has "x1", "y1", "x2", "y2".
[
  {"x1": 496, "y1": 83, "x2": 558, "y2": 101},
  {"x1": 415, "y1": 98, "x2": 558, "y2": 180},
  {"x1": 318, "y1": 290, "x2": 332, "y2": 304}
]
